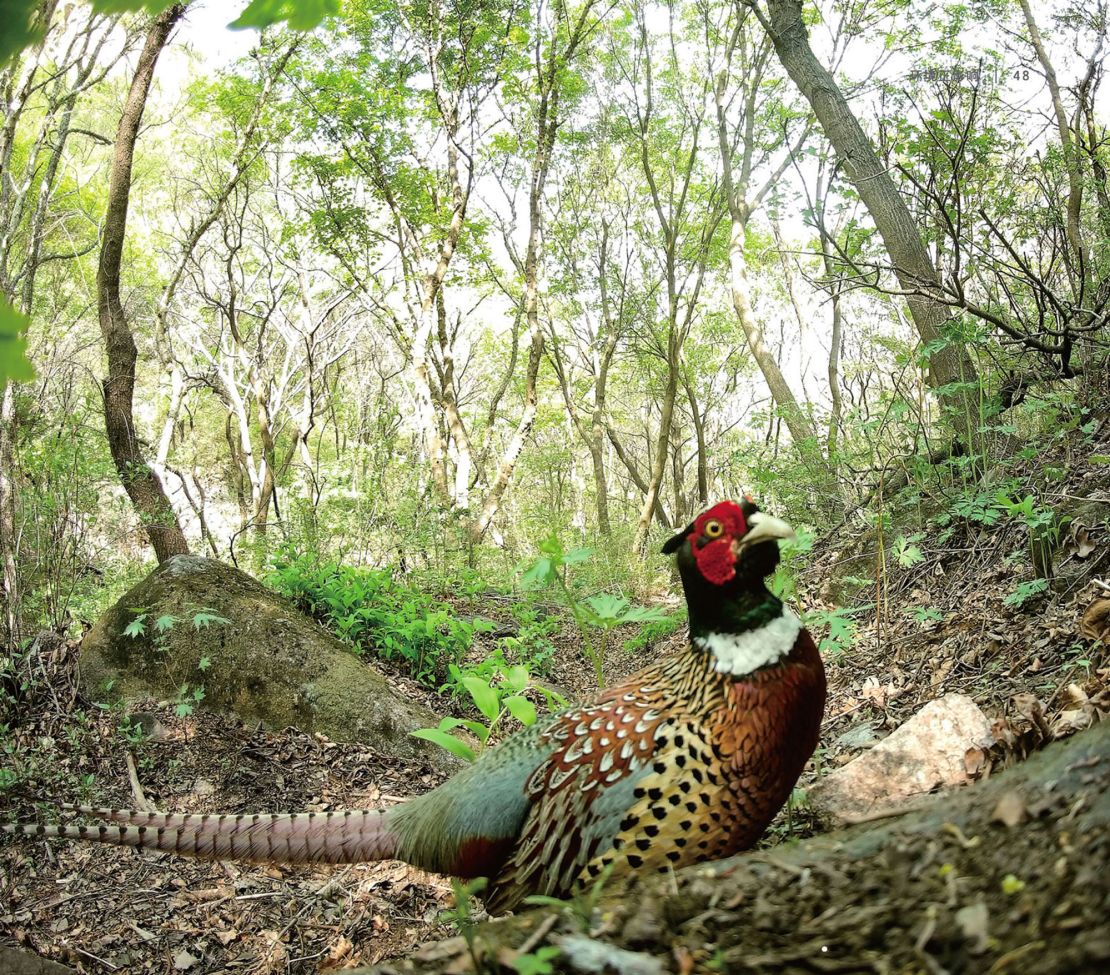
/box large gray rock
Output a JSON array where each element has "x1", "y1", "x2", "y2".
[
  {"x1": 809, "y1": 693, "x2": 995, "y2": 823},
  {"x1": 80, "y1": 555, "x2": 454, "y2": 768}
]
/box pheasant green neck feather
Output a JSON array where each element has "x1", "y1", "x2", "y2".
[
  {"x1": 687, "y1": 588, "x2": 801, "y2": 677},
  {"x1": 687, "y1": 586, "x2": 783, "y2": 641}
]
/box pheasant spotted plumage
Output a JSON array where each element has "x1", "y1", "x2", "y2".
[{"x1": 4, "y1": 499, "x2": 826, "y2": 913}]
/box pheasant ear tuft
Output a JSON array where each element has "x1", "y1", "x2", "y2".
[{"x1": 662, "y1": 522, "x2": 694, "y2": 555}]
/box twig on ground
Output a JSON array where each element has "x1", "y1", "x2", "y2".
[{"x1": 125, "y1": 751, "x2": 155, "y2": 813}]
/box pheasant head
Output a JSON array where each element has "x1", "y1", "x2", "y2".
[{"x1": 663, "y1": 498, "x2": 800, "y2": 677}]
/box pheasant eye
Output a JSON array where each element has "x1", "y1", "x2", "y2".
[{"x1": 703, "y1": 520, "x2": 723, "y2": 539}]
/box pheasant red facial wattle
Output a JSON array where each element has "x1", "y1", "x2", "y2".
[
  {"x1": 687, "y1": 500, "x2": 749, "y2": 585},
  {"x1": 4, "y1": 498, "x2": 826, "y2": 916}
]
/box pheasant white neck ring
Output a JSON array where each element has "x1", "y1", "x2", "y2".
[{"x1": 694, "y1": 609, "x2": 803, "y2": 676}]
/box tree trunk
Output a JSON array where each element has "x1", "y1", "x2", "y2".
[
  {"x1": 0, "y1": 384, "x2": 19, "y2": 649},
  {"x1": 469, "y1": 63, "x2": 555, "y2": 543},
  {"x1": 683, "y1": 369, "x2": 709, "y2": 507},
  {"x1": 762, "y1": 0, "x2": 981, "y2": 440},
  {"x1": 435, "y1": 292, "x2": 474, "y2": 510},
  {"x1": 727, "y1": 217, "x2": 816, "y2": 444},
  {"x1": 634, "y1": 331, "x2": 680, "y2": 552},
  {"x1": 1017, "y1": 0, "x2": 1088, "y2": 286},
  {"x1": 97, "y1": 4, "x2": 189, "y2": 563}
]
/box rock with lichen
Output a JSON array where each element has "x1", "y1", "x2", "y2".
[{"x1": 79, "y1": 554, "x2": 456, "y2": 769}]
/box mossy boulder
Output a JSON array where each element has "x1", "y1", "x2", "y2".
[{"x1": 79, "y1": 555, "x2": 456, "y2": 769}]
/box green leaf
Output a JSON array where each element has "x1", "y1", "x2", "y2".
[
  {"x1": 123, "y1": 614, "x2": 147, "y2": 639},
  {"x1": 457, "y1": 719, "x2": 490, "y2": 741},
  {"x1": 1003, "y1": 578, "x2": 1049, "y2": 608},
  {"x1": 0, "y1": 297, "x2": 34, "y2": 386},
  {"x1": 197, "y1": 656, "x2": 211, "y2": 671},
  {"x1": 230, "y1": 0, "x2": 340, "y2": 32},
  {"x1": 0, "y1": 1, "x2": 42, "y2": 67},
  {"x1": 154, "y1": 614, "x2": 177, "y2": 633},
  {"x1": 192, "y1": 611, "x2": 230, "y2": 630},
  {"x1": 563, "y1": 547, "x2": 593, "y2": 564},
  {"x1": 461, "y1": 675, "x2": 500, "y2": 722},
  {"x1": 618, "y1": 604, "x2": 669, "y2": 624},
  {"x1": 91, "y1": 0, "x2": 179, "y2": 13},
  {"x1": 410, "y1": 728, "x2": 476, "y2": 763},
  {"x1": 586, "y1": 593, "x2": 628, "y2": 621},
  {"x1": 512, "y1": 945, "x2": 561, "y2": 975},
  {"x1": 504, "y1": 695, "x2": 537, "y2": 726},
  {"x1": 520, "y1": 557, "x2": 554, "y2": 590},
  {"x1": 504, "y1": 665, "x2": 530, "y2": 694}
]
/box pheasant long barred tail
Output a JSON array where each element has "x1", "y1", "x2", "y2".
[{"x1": 4, "y1": 808, "x2": 398, "y2": 864}]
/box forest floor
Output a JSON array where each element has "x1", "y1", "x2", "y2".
[{"x1": 1, "y1": 445, "x2": 1109, "y2": 973}]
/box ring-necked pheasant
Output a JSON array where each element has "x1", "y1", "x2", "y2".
[{"x1": 4, "y1": 499, "x2": 826, "y2": 913}]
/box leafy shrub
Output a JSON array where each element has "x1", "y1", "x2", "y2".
[
  {"x1": 498, "y1": 604, "x2": 560, "y2": 676},
  {"x1": 803, "y1": 605, "x2": 866, "y2": 657},
  {"x1": 521, "y1": 534, "x2": 668, "y2": 687},
  {"x1": 1003, "y1": 577, "x2": 1049, "y2": 608},
  {"x1": 268, "y1": 549, "x2": 493, "y2": 685},
  {"x1": 623, "y1": 608, "x2": 685, "y2": 654},
  {"x1": 415, "y1": 656, "x2": 564, "y2": 762}
]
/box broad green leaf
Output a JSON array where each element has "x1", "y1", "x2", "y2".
[
  {"x1": 586, "y1": 593, "x2": 628, "y2": 621},
  {"x1": 461, "y1": 675, "x2": 500, "y2": 722},
  {"x1": 504, "y1": 665, "x2": 530, "y2": 693},
  {"x1": 192, "y1": 611, "x2": 230, "y2": 630},
  {"x1": 0, "y1": 1, "x2": 42, "y2": 66},
  {"x1": 617, "y1": 605, "x2": 669, "y2": 624},
  {"x1": 231, "y1": 0, "x2": 340, "y2": 32},
  {"x1": 537, "y1": 535, "x2": 564, "y2": 559},
  {"x1": 520, "y1": 556, "x2": 553, "y2": 589},
  {"x1": 0, "y1": 297, "x2": 34, "y2": 386},
  {"x1": 123, "y1": 614, "x2": 147, "y2": 638},
  {"x1": 410, "y1": 728, "x2": 475, "y2": 763},
  {"x1": 457, "y1": 719, "x2": 490, "y2": 741},
  {"x1": 154, "y1": 614, "x2": 177, "y2": 633},
  {"x1": 504, "y1": 695, "x2": 536, "y2": 726}
]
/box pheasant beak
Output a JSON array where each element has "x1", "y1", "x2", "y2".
[{"x1": 735, "y1": 511, "x2": 796, "y2": 553}]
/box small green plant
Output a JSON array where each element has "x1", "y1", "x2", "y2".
[
  {"x1": 770, "y1": 529, "x2": 814, "y2": 601},
  {"x1": 442, "y1": 877, "x2": 489, "y2": 971},
  {"x1": 803, "y1": 605, "x2": 867, "y2": 656},
  {"x1": 522, "y1": 535, "x2": 667, "y2": 687},
  {"x1": 523, "y1": 861, "x2": 616, "y2": 932},
  {"x1": 512, "y1": 945, "x2": 562, "y2": 975},
  {"x1": 623, "y1": 608, "x2": 685, "y2": 654},
  {"x1": 1003, "y1": 577, "x2": 1049, "y2": 608},
  {"x1": 122, "y1": 607, "x2": 228, "y2": 719},
  {"x1": 499, "y1": 605, "x2": 560, "y2": 675},
  {"x1": 994, "y1": 492, "x2": 1059, "y2": 578},
  {"x1": 0, "y1": 725, "x2": 18, "y2": 790},
  {"x1": 413, "y1": 660, "x2": 557, "y2": 762},
  {"x1": 993, "y1": 492, "x2": 1055, "y2": 534},
  {"x1": 892, "y1": 533, "x2": 925, "y2": 567},
  {"x1": 910, "y1": 606, "x2": 944, "y2": 623}
]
